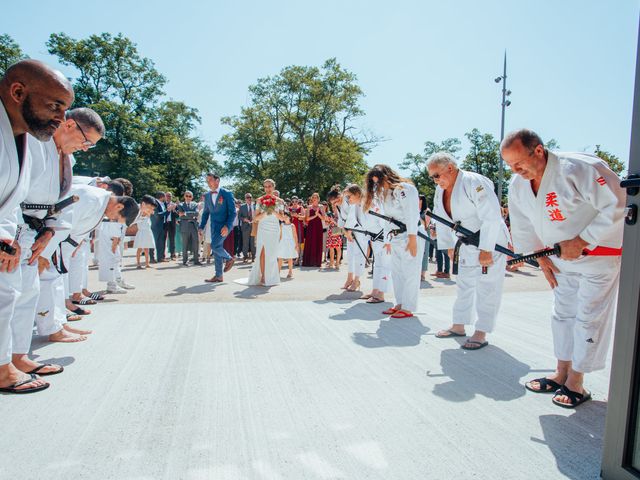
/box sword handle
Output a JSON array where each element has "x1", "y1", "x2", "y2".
[
  {"x1": 0, "y1": 241, "x2": 17, "y2": 256},
  {"x1": 482, "y1": 266, "x2": 488, "y2": 274}
]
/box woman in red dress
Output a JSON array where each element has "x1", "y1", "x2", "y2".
[{"x1": 302, "y1": 193, "x2": 325, "y2": 267}]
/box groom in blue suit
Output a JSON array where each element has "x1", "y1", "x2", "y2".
[{"x1": 199, "y1": 173, "x2": 237, "y2": 282}]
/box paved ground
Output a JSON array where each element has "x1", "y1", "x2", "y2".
[{"x1": 0, "y1": 252, "x2": 610, "y2": 479}]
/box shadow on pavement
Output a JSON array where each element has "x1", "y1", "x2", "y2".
[
  {"x1": 329, "y1": 302, "x2": 391, "y2": 321},
  {"x1": 165, "y1": 284, "x2": 218, "y2": 297},
  {"x1": 352, "y1": 317, "x2": 430, "y2": 348},
  {"x1": 430, "y1": 346, "x2": 530, "y2": 402},
  {"x1": 534, "y1": 401, "x2": 607, "y2": 480}
]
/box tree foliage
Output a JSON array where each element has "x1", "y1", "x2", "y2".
[
  {"x1": 218, "y1": 58, "x2": 376, "y2": 199},
  {"x1": 0, "y1": 34, "x2": 28, "y2": 77},
  {"x1": 400, "y1": 138, "x2": 461, "y2": 205},
  {"x1": 45, "y1": 32, "x2": 218, "y2": 197},
  {"x1": 594, "y1": 145, "x2": 626, "y2": 176}
]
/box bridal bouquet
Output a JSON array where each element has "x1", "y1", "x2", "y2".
[{"x1": 259, "y1": 194, "x2": 278, "y2": 214}]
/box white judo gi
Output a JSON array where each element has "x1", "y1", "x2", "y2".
[
  {"x1": 12, "y1": 137, "x2": 72, "y2": 354},
  {"x1": 0, "y1": 102, "x2": 31, "y2": 365},
  {"x1": 35, "y1": 185, "x2": 112, "y2": 336},
  {"x1": 98, "y1": 220, "x2": 124, "y2": 284},
  {"x1": 337, "y1": 197, "x2": 367, "y2": 277},
  {"x1": 508, "y1": 151, "x2": 625, "y2": 373},
  {"x1": 434, "y1": 169, "x2": 509, "y2": 333},
  {"x1": 364, "y1": 200, "x2": 392, "y2": 293},
  {"x1": 381, "y1": 182, "x2": 425, "y2": 312}
]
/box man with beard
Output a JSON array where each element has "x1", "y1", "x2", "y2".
[{"x1": 0, "y1": 59, "x2": 74, "y2": 394}]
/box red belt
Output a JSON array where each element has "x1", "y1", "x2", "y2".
[{"x1": 584, "y1": 246, "x2": 623, "y2": 256}]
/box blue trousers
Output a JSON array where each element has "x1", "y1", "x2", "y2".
[{"x1": 211, "y1": 226, "x2": 232, "y2": 276}]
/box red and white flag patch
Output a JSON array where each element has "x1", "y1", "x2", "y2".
[{"x1": 596, "y1": 176, "x2": 606, "y2": 186}]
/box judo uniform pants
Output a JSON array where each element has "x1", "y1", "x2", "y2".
[
  {"x1": 35, "y1": 264, "x2": 66, "y2": 336},
  {"x1": 12, "y1": 228, "x2": 40, "y2": 355},
  {"x1": 452, "y1": 253, "x2": 506, "y2": 333},
  {"x1": 0, "y1": 264, "x2": 21, "y2": 365},
  {"x1": 372, "y1": 241, "x2": 392, "y2": 293},
  {"x1": 390, "y1": 234, "x2": 425, "y2": 312},
  {"x1": 347, "y1": 233, "x2": 366, "y2": 277},
  {"x1": 551, "y1": 256, "x2": 620, "y2": 373}
]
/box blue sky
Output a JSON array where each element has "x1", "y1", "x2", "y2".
[{"x1": 7, "y1": 0, "x2": 640, "y2": 173}]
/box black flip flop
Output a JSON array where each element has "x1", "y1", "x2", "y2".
[
  {"x1": 552, "y1": 385, "x2": 592, "y2": 409},
  {"x1": 461, "y1": 340, "x2": 489, "y2": 350},
  {"x1": 0, "y1": 374, "x2": 49, "y2": 394},
  {"x1": 27, "y1": 364, "x2": 64, "y2": 376},
  {"x1": 88, "y1": 292, "x2": 105, "y2": 301},
  {"x1": 525, "y1": 377, "x2": 562, "y2": 394},
  {"x1": 70, "y1": 307, "x2": 90, "y2": 316},
  {"x1": 436, "y1": 329, "x2": 466, "y2": 338},
  {"x1": 72, "y1": 298, "x2": 96, "y2": 306}
]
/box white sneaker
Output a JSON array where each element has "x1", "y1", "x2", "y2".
[
  {"x1": 116, "y1": 279, "x2": 136, "y2": 290},
  {"x1": 106, "y1": 283, "x2": 127, "y2": 294}
]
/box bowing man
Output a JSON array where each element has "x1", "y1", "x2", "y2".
[
  {"x1": 364, "y1": 165, "x2": 425, "y2": 319},
  {"x1": 428, "y1": 152, "x2": 510, "y2": 351},
  {"x1": 504, "y1": 129, "x2": 625, "y2": 408}
]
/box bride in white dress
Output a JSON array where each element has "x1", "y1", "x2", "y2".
[{"x1": 247, "y1": 179, "x2": 286, "y2": 286}]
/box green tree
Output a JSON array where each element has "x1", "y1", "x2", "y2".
[
  {"x1": 594, "y1": 145, "x2": 626, "y2": 176},
  {"x1": 400, "y1": 138, "x2": 461, "y2": 204},
  {"x1": 218, "y1": 58, "x2": 376, "y2": 199},
  {"x1": 47, "y1": 32, "x2": 217, "y2": 197},
  {"x1": 462, "y1": 129, "x2": 504, "y2": 189},
  {"x1": 0, "y1": 34, "x2": 28, "y2": 77}
]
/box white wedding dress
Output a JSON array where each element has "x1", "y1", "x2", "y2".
[{"x1": 247, "y1": 209, "x2": 282, "y2": 286}]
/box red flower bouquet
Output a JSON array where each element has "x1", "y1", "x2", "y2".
[{"x1": 259, "y1": 194, "x2": 277, "y2": 214}]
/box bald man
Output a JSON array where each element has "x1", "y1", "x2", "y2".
[{"x1": 0, "y1": 60, "x2": 74, "y2": 394}]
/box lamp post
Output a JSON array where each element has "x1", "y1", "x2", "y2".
[{"x1": 494, "y1": 51, "x2": 511, "y2": 202}]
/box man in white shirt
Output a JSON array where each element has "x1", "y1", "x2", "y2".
[{"x1": 504, "y1": 128, "x2": 625, "y2": 408}]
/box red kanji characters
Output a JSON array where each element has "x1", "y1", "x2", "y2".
[
  {"x1": 548, "y1": 208, "x2": 566, "y2": 222},
  {"x1": 545, "y1": 192, "x2": 559, "y2": 208}
]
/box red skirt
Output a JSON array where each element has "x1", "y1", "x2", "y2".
[{"x1": 326, "y1": 234, "x2": 342, "y2": 249}]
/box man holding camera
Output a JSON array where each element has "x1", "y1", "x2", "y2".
[{"x1": 178, "y1": 190, "x2": 201, "y2": 266}]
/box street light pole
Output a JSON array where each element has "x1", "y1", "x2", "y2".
[{"x1": 495, "y1": 51, "x2": 511, "y2": 202}]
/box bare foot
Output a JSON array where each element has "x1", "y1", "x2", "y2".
[
  {"x1": 0, "y1": 364, "x2": 48, "y2": 391},
  {"x1": 49, "y1": 329, "x2": 87, "y2": 343},
  {"x1": 12, "y1": 355, "x2": 62, "y2": 375},
  {"x1": 63, "y1": 324, "x2": 93, "y2": 335}
]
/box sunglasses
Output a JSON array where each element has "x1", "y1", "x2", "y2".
[{"x1": 75, "y1": 122, "x2": 96, "y2": 149}]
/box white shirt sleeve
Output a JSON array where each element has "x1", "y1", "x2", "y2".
[
  {"x1": 469, "y1": 177, "x2": 503, "y2": 252},
  {"x1": 398, "y1": 184, "x2": 419, "y2": 235},
  {"x1": 575, "y1": 161, "x2": 626, "y2": 248}
]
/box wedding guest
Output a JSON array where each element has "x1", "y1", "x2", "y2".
[
  {"x1": 238, "y1": 193, "x2": 256, "y2": 262},
  {"x1": 290, "y1": 197, "x2": 305, "y2": 265},
  {"x1": 324, "y1": 208, "x2": 342, "y2": 270},
  {"x1": 302, "y1": 193, "x2": 325, "y2": 267},
  {"x1": 134, "y1": 195, "x2": 157, "y2": 269},
  {"x1": 177, "y1": 191, "x2": 201, "y2": 266},
  {"x1": 150, "y1": 192, "x2": 168, "y2": 263},
  {"x1": 278, "y1": 212, "x2": 299, "y2": 278},
  {"x1": 164, "y1": 192, "x2": 178, "y2": 260}
]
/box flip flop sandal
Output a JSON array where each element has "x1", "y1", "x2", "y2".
[
  {"x1": 552, "y1": 385, "x2": 592, "y2": 408},
  {"x1": 525, "y1": 377, "x2": 562, "y2": 394},
  {"x1": 436, "y1": 329, "x2": 467, "y2": 338},
  {"x1": 88, "y1": 292, "x2": 105, "y2": 301},
  {"x1": 461, "y1": 340, "x2": 489, "y2": 350},
  {"x1": 366, "y1": 297, "x2": 384, "y2": 304},
  {"x1": 360, "y1": 294, "x2": 373, "y2": 300},
  {"x1": 382, "y1": 308, "x2": 398, "y2": 315},
  {"x1": 27, "y1": 364, "x2": 64, "y2": 376},
  {"x1": 69, "y1": 307, "x2": 90, "y2": 316},
  {"x1": 390, "y1": 311, "x2": 414, "y2": 319},
  {"x1": 0, "y1": 374, "x2": 49, "y2": 394},
  {"x1": 66, "y1": 313, "x2": 82, "y2": 322},
  {"x1": 72, "y1": 298, "x2": 97, "y2": 305}
]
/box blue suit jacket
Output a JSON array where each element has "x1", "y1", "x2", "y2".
[{"x1": 199, "y1": 188, "x2": 236, "y2": 234}]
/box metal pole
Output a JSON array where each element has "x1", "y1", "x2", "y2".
[{"x1": 498, "y1": 51, "x2": 507, "y2": 202}]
